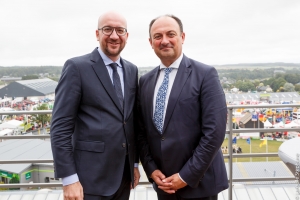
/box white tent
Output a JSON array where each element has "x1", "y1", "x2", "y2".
[
  {"x1": 0, "y1": 128, "x2": 13, "y2": 136},
  {"x1": 0, "y1": 120, "x2": 23, "y2": 130},
  {"x1": 263, "y1": 120, "x2": 273, "y2": 128},
  {"x1": 285, "y1": 120, "x2": 300, "y2": 128},
  {"x1": 273, "y1": 121, "x2": 284, "y2": 128}
]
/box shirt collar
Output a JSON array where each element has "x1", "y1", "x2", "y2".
[
  {"x1": 97, "y1": 47, "x2": 122, "y2": 67},
  {"x1": 159, "y1": 53, "x2": 183, "y2": 70}
]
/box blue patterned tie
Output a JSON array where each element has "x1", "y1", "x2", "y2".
[
  {"x1": 153, "y1": 68, "x2": 173, "y2": 133},
  {"x1": 109, "y1": 63, "x2": 123, "y2": 110}
]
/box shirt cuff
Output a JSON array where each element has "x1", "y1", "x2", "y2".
[
  {"x1": 134, "y1": 163, "x2": 139, "y2": 168},
  {"x1": 178, "y1": 173, "x2": 187, "y2": 184},
  {"x1": 62, "y1": 174, "x2": 79, "y2": 186}
]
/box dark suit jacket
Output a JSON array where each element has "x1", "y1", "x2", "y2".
[
  {"x1": 51, "y1": 48, "x2": 138, "y2": 196},
  {"x1": 138, "y1": 55, "x2": 228, "y2": 198}
]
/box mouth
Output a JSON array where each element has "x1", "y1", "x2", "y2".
[
  {"x1": 159, "y1": 45, "x2": 173, "y2": 50},
  {"x1": 108, "y1": 42, "x2": 120, "y2": 45}
]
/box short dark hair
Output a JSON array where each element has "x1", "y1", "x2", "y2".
[{"x1": 149, "y1": 14, "x2": 183, "y2": 37}]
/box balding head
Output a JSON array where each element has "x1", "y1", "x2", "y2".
[{"x1": 98, "y1": 11, "x2": 127, "y2": 29}]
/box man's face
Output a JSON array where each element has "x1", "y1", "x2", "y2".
[
  {"x1": 149, "y1": 16, "x2": 185, "y2": 66},
  {"x1": 96, "y1": 13, "x2": 128, "y2": 61}
]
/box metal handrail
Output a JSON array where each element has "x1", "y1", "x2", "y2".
[
  {"x1": 0, "y1": 182, "x2": 152, "y2": 189},
  {"x1": 0, "y1": 105, "x2": 299, "y2": 198},
  {"x1": 226, "y1": 103, "x2": 300, "y2": 200}
]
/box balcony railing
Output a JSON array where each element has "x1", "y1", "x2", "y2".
[{"x1": 0, "y1": 105, "x2": 299, "y2": 200}]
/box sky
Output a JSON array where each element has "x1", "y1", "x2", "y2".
[{"x1": 1, "y1": 0, "x2": 300, "y2": 67}]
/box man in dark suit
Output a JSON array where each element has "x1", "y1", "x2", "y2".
[
  {"x1": 51, "y1": 11, "x2": 140, "y2": 200},
  {"x1": 137, "y1": 15, "x2": 228, "y2": 200}
]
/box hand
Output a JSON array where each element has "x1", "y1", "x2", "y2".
[
  {"x1": 63, "y1": 181, "x2": 83, "y2": 200},
  {"x1": 131, "y1": 167, "x2": 141, "y2": 189},
  {"x1": 151, "y1": 170, "x2": 175, "y2": 194},
  {"x1": 160, "y1": 173, "x2": 187, "y2": 191}
]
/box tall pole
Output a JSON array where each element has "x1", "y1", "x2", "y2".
[
  {"x1": 266, "y1": 139, "x2": 268, "y2": 162},
  {"x1": 228, "y1": 108, "x2": 233, "y2": 200},
  {"x1": 250, "y1": 139, "x2": 252, "y2": 162}
]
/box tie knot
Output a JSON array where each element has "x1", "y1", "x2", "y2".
[
  {"x1": 164, "y1": 67, "x2": 173, "y2": 75},
  {"x1": 109, "y1": 63, "x2": 119, "y2": 71}
]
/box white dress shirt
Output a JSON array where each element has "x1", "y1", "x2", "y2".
[
  {"x1": 153, "y1": 53, "x2": 183, "y2": 121},
  {"x1": 152, "y1": 53, "x2": 187, "y2": 184}
]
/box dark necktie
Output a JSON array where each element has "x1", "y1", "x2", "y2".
[
  {"x1": 109, "y1": 63, "x2": 123, "y2": 110},
  {"x1": 153, "y1": 68, "x2": 173, "y2": 133}
]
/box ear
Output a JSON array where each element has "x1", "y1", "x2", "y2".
[
  {"x1": 96, "y1": 30, "x2": 100, "y2": 41},
  {"x1": 149, "y1": 37, "x2": 153, "y2": 49},
  {"x1": 181, "y1": 32, "x2": 185, "y2": 44}
]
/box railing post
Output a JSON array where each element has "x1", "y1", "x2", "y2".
[{"x1": 228, "y1": 107, "x2": 233, "y2": 200}]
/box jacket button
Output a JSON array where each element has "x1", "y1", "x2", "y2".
[
  {"x1": 161, "y1": 137, "x2": 165, "y2": 141},
  {"x1": 122, "y1": 143, "x2": 126, "y2": 148},
  {"x1": 124, "y1": 121, "x2": 126, "y2": 125}
]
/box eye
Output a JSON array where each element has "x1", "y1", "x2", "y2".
[
  {"x1": 168, "y1": 32, "x2": 176, "y2": 37},
  {"x1": 116, "y1": 28, "x2": 125, "y2": 35},
  {"x1": 103, "y1": 27, "x2": 113, "y2": 33},
  {"x1": 153, "y1": 35, "x2": 162, "y2": 40}
]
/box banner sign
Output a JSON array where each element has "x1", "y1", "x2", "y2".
[
  {"x1": 25, "y1": 172, "x2": 31, "y2": 180},
  {"x1": 0, "y1": 171, "x2": 13, "y2": 179},
  {"x1": 252, "y1": 113, "x2": 258, "y2": 121}
]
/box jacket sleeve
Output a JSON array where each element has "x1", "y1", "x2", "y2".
[
  {"x1": 51, "y1": 59, "x2": 82, "y2": 178},
  {"x1": 137, "y1": 76, "x2": 158, "y2": 179},
  {"x1": 179, "y1": 67, "x2": 227, "y2": 188}
]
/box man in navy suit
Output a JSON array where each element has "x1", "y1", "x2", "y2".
[
  {"x1": 137, "y1": 15, "x2": 228, "y2": 200},
  {"x1": 51, "y1": 11, "x2": 140, "y2": 200}
]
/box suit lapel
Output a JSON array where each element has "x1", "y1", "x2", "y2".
[
  {"x1": 162, "y1": 55, "x2": 192, "y2": 133},
  {"x1": 90, "y1": 48, "x2": 124, "y2": 115},
  {"x1": 147, "y1": 67, "x2": 160, "y2": 130},
  {"x1": 121, "y1": 59, "x2": 130, "y2": 119}
]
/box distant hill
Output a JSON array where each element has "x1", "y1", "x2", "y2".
[
  {"x1": 0, "y1": 66, "x2": 63, "y2": 78},
  {"x1": 214, "y1": 62, "x2": 300, "y2": 69}
]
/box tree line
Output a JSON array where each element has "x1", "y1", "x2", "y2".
[
  {"x1": 219, "y1": 68, "x2": 300, "y2": 92},
  {"x1": 0, "y1": 66, "x2": 62, "y2": 77},
  {"x1": 1, "y1": 66, "x2": 300, "y2": 93}
]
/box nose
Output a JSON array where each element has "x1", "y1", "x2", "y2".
[
  {"x1": 161, "y1": 35, "x2": 169, "y2": 45},
  {"x1": 110, "y1": 29, "x2": 119, "y2": 39}
]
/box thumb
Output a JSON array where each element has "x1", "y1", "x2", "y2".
[
  {"x1": 157, "y1": 171, "x2": 166, "y2": 180},
  {"x1": 162, "y1": 176, "x2": 173, "y2": 183}
]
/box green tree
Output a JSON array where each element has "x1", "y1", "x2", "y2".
[
  {"x1": 22, "y1": 75, "x2": 39, "y2": 80},
  {"x1": 253, "y1": 79, "x2": 261, "y2": 88},
  {"x1": 236, "y1": 80, "x2": 255, "y2": 92},
  {"x1": 33, "y1": 104, "x2": 51, "y2": 128},
  {"x1": 283, "y1": 82, "x2": 295, "y2": 92},
  {"x1": 271, "y1": 77, "x2": 286, "y2": 92},
  {"x1": 284, "y1": 73, "x2": 300, "y2": 85},
  {"x1": 9, "y1": 175, "x2": 20, "y2": 190},
  {"x1": 295, "y1": 84, "x2": 300, "y2": 92}
]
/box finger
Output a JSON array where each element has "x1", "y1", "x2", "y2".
[
  {"x1": 134, "y1": 180, "x2": 139, "y2": 188},
  {"x1": 157, "y1": 172, "x2": 166, "y2": 180},
  {"x1": 155, "y1": 178, "x2": 172, "y2": 187},
  {"x1": 162, "y1": 176, "x2": 174, "y2": 183},
  {"x1": 162, "y1": 189, "x2": 176, "y2": 194},
  {"x1": 158, "y1": 185, "x2": 174, "y2": 190}
]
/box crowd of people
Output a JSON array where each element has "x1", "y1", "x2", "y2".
[{"x1": 221, "y1": 145, "x2": 243, "y2": 154}]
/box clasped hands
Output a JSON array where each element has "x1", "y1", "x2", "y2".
[{"x1": 151, "y1": 169, "x2": 187, "y2": 194}]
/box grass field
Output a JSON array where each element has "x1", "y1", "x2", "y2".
[{"x1": 222, "y1": 138, "x2": 282, "y2": 162}]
